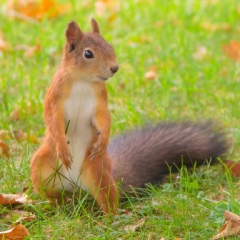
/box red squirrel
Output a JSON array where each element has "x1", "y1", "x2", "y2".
[
  {"x1": 31, "y1": 19, "x2": 118, "y2": 214},
  {"x1": 30, "y1": 19, "x2": 229, "y2": 214}
]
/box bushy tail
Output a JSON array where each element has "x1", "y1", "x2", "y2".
[{"x1": 108, "y1": 122, "x2": 229, "y2": 191}]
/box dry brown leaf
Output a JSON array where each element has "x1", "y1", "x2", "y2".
[
  {"x1": 225, "y1": 211, "x2": 240, "y2": 222},
  {"x1": 0, "y1": 224, "x2": 29, "y2": 239},
  {"x1": 7, "y1": 0, "x2": 70, "y2": 21},
  {"x1": 0, "y1": 141, "x2": 10, "y2": 158},
  {"x1": 0, "y1": 193, "x2": 33, "y2": 205},
  {"x1": 123, "y1": 209, "x2": 132, "y2": 215},
  {"x1": 212, "y1": 211, "x2": 240, "y2": 239},
  {"x1": 224, "y1": 160, "x2": 240, "y2": 177},
  {"x1": 124, "y1": 217, "x2": 146, "y2": 233},
  {"x1": 144, "y1": 67, "x2": 158, "y2": 80},
  {"x1": 145, "y1": 70, "x2": 158, "y2": 80},
  {"x1": 13, "y1": 129, "x2": 39, "y2": 144},
  {"x1": 13, "y1": 130, "x2": 26, "y2": 142},
  {"x1": 223, "y1": 41, "x2": 240, "y2": 62},
  {"x1": 10, "y1": 109, "x2": 20, "y2": 122}
]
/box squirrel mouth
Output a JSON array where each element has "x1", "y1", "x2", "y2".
[{"x1": 98, "y1": 76, "x2": 108, "y2": 81}]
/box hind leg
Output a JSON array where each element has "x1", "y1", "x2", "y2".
[
  {"x1": 81, "y1": 153, "x2": 118, "y2": 214},
  {"x1": 30, "y1": 135, "x2": 65, "y2": 203}
]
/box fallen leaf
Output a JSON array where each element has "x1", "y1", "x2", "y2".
[
  {"x1": 201, "y1": 21, "x2": 231, "y2": 32},
  {"x1": 108, "y1": 13, "x2": 116, "y2": 22},
  {"x1": 144, "y1": 67, "x2": 158, "y2": 80},
  {"x1": 0, "y1": 130, "x2": 11, "y2": 141},
  {"x1": 0, "y1": 193, "x2": 33, "y2": 205},
  {"x1": 24, "y1": 39, "x2": 41, "y2": 57},
  {"x1": 13, "y1": 130, "x2": 26, "y2": 142},
  {"x1": 0, "y1": 141, "x2": 10, "y2": 158},
  {"x1": 118, "y1": 82, "x2": 126, "y2": 89},
  {"x1": 0, "y1": 36, "x2": 9, "y2": 51},
  {"x1": 7, "y1": 0, "x2": 70, "y2": 21},
  {"x1": 124, "y1": 217, "x2": 146, "y2": 233},
  {"x1": 193, "y1": 46, "x2": 208, "y2": 60},
  {"x1": 95, "y1": 0, "x2": 120, "y2": 17},
  {"x1": 95, "y1": 1, "x2": 106, "y2": 16},
  {"x1": 212, "y1": 211, "x2": 240, "y2": 239},
  {"x1": 0, "y1": 224, "x2": 29, "y2": 239},
  {"x1": 10, "y1": 109, "x2": 20, "y2": 122},
  {"x1": 15, "y1": 214, "x2": 36, "y2": 224},
  {"x1": 223, "y1": 41, "x2": 240, "y2": 62},
  {"x1": 123, "y1": 209, "x2": 132, "y2": 215},
  {"x1": 13, "y1": 129, "x2": 39, "y2": 144},
  {"x1": 224, "y1": 160, "x2": 240, "y2": 177},
  {"x1": 7, "y1": 210, "x2": 36, "y2": 225},
  {"x1": 160, "y1": 238, "x2": 181, "y2": 240}
]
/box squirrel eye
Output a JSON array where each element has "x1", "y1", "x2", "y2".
[{"x1": 84, "y1": 50, "x2": 94, "y2": 59}]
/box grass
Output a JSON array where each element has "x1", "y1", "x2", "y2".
[{"x1": 0, "y1": 0, "x2": 240, "y2": 239}]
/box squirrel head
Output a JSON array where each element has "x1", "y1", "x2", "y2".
[{"x1": 63, "y1": 19, "x2": 118, "y2": 82}]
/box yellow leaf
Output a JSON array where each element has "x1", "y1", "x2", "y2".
[
  {"x1": 7, "y1": 0, "x2": 70, "y2": 21},
  {"x1": 0, "y1": 130, "x2": 11, "y2": 141},
  {"x1": 223, "y1": 41, "x2": 240, "y2": 62}
]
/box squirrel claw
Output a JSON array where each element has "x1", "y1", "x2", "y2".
[{"x1": 57, "y1": 147, "x2": 73, "y2": 170}]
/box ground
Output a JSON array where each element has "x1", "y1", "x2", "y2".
[{"x1": 0, "y1": 0, "x2": 240, "y2": 239}]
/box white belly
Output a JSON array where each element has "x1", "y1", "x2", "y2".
[{"x1": 61, "y1": 81, "x2": 96, "y2": 191}]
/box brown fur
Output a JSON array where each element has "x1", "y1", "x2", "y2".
[{"x1": 30, "y1": 19, "x2": 118, "y2": 214}]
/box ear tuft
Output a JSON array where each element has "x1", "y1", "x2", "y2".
[
  {"x1": 65, "y1": 21, "x2": 82, "y2": 52},
  {"x1": 91, "y1": 18, "x2": 100, "y2": 34}
]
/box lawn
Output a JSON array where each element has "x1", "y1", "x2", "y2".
[{"x1": 0, "y1": 0, "x2": 240, "y2": 239}]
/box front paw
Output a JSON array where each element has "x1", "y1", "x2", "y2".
[
  {"x1": 90, "y1": 136, "x2": 108, "y2": 160},
  {"x1": 57, "y1": 146, "x2": 73, "y2": 170}
]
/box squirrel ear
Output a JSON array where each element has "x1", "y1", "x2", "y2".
[
  {"x1": 65, "y1": 21, "x2": 83, "y2": 52},
  {"x1": 91, "y1": 18, "x2": 100, "y2": 34}
]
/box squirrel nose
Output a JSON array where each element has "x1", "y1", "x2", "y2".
[{"x1": 110, "y1": 65, "x2": 119, "y2": 74}]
